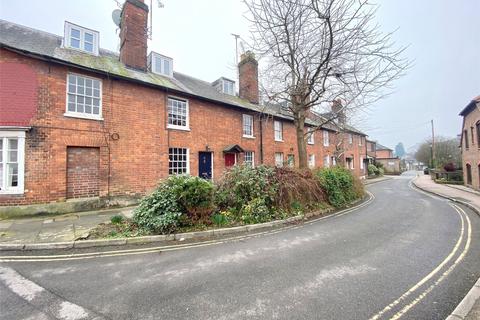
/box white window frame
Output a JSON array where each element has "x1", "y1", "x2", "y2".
[
  {"x1": 168, "y1": 147, "x2": 190, "y2": 175},
  {"x1": 323, "y1": 130, "x2": 329, "y2": 147},
  {"x1": 244, "y1": 151, "x2": 255, "y2": 167},
  {"x1": 64, "y1": 21, "x2": 99, "y2": 55},
  {"x1": 274, "y1": 120, "x2": 283, "y2": 142},
  {"x1": 287, "y1": 154, "x2": 295, "y2": 167},
  {"x1": 323, "y1": 155, "x2": 330, "y2": 168},
  {"x1": 0, "y1": 131, "x2": 25, "y2": 195},
  {"x1": 307, "y1": 128, "x2": 315, "y2": 145},
  {"x1": 150, "y1": 52, "x2": 173, "y2": 78},
  {"x1": 360, "y1": 156, "x2": 364, "y2": 170},
  {"x1": 349, "y1": 133, "x2": 353, "y2": 144},
  {"x1": 222, "y1": 79, "x2": 235, "y2": 95},
  {"x1": 167, "y1": 96, "x2": 190, "y2": 130},
  {"x1": 64, "y1": 73, "x2": 103, "y2": 120},
  {"x1": 275, "y1": 152, "x2": 284, "y2": 167},
  {"x1": 242, "y1": 114, "x2": 254, "y2": 138},
  {"x1": 331, "y1": 156, "x2": 337, "y2": 166},
  {"x1": 359, "y1": 136, "x2": 363, "y2": 146},
  {"x1": 308, "y1": 154, "x2": 315, "y2": 168}
]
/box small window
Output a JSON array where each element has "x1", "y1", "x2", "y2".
[
  {"x1": 287, "y1": 154, "x2": 295, "y2": 167},
  {"x1": 66, "y1": 74, "x2": 102, "y2": 119},
  {"x1": 346, "y1": 157, "x2": 354, "y2": 169},
  {"x1": 464, "y1": 130, "x2": 469, "y2": 149},
  {"x1": 476, "y1": 122, "x2": 480, "y2": 148},
  {"x1": 64, "y1": 22, "x2": 99, "y2": 55},
  {"x1": 169, "y1": 148, "x2": 189, "y2": 175},
  {"x1": 167, "y1": 97, "x2": 189, "y2": 129},
  {"x1": 359, "y1": 136, "x2": 363, "y2": 146},
  {"x1": 0, "y1": 131, "x2": 25, "y2": 194},
  {"x1": 323, "y1": 155, "x2": 330, "y2": 168},
  {"x1": 150, "y1": 52, "x2": 173, "y2": 77},
  {"x1": 244, "y1": 151, "x2": 254, "y2": 167},
  {"x1": 308, "y1": 154, "x2": 315, "y2": 168},
  {"x1": 471, "y1": 127, "x2": 475, "y2": 145},
  {"x1": 275, "y1": 152, "x2": 284, "y2": 167},
  {"x1": 307, "y1": 128, "x2": 314, "y2": 145},
  {"x1": 349, "y1": 134, "x2": 353, "y2": 144},
  {"x1": 243, "y1": 114, "x2": 254, "y2": 137},
  {"x1": 223, "y1": 79, "x2": 235, "y2": 95},
  {"x1": 360, "y1": 156, "x2": 364, "y2": 170},
  {"x1": 331, "y1": 156, "x2": 337, "y2": 166},
  {"x1": 323, "y1": 130, "x2": 329, "y2": 147},
  {"x1": 274, "y1": 121, "x2": 283, "y2": 141}
]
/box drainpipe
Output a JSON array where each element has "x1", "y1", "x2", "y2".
[{"x1": 259, "y1": 113, "x2": 264, "y2": 164}]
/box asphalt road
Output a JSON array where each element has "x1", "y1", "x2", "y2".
[{"x1": 1, "y1": 172, "x2": 479, "y2": 320}]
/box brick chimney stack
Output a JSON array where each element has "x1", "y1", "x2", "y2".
[
  {"x1": 332, "y1": 99, "x2": 346, "y2": 125},
  {"x1": 238, "y1": 51, "x2": 259, "y2": 104},
  {"x1": 119, "y1": 0, "x2": 149, "y2": 71}
]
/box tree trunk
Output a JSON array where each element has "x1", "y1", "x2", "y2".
[{"x1": 294, "y1": 110, "x2": 308, "y2": 169}]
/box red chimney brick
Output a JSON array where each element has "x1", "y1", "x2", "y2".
[
  {"x1": 119, "y1": 0, "x2": 149, "y2": 71},
  {"x1": 238, "y1": 51, "x2": 259, "y2": 104}
]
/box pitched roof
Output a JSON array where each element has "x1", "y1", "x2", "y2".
[
  {"x1": 0, "y1": 19, "x2": 366, "y2": 134},
  {"x1": 375, "y1": 143, "x2": 393, "y2": 151},
  {"x1": 459, "y1": 96, "x2": 480, "y2": 116}
]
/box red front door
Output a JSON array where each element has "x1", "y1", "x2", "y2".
[{"x1": 225, "y1": 153, "x2": 236, "y2": 167}]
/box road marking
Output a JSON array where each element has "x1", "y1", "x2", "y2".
[
  {"x1": 387, "y1": 204, "x2": 472, "y2": 320},
  {"x1": 368, "y1": 202, "x2": 471, "y2": 320},
  {"x1": 0, "y1": 192, "x2": 375, "y2": 262},
  {"x1": 0, "y1": 266, "x2": 98, "y2": 319}
]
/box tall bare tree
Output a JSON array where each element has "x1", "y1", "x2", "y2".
[{"x1": 244, "y1": 0, "x2": 409, "y2": 168}]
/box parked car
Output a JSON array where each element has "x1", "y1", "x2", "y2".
[{"x1": 423, "y1": 167, "x2": 430, "y2": 175}]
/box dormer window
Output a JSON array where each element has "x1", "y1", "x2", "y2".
[
  {"x1": 213, "y1": 78, "x2": 235, "y2": 96},
  {"x1": 64, "y1": 22, "x2": 99, "y2": 55},
  {"x1": 149, "y1": 52, "x2": 173, "y2": 77},
  {"x1": 223, "y1": 79, "x2": 234, "y2": 95}
]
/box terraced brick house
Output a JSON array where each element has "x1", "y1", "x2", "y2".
[
  {"x1": 459, "y1": 96, "x2": 480, "y2": 190},
  {"x1": 0, "y1": 0, "x2": 369, "y2": 210}
]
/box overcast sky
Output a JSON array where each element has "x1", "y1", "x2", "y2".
[{"x1": 1, "y1": 0, "x2": 478, "y2": 152}]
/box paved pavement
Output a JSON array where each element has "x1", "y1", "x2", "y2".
[
  {"x1": 0, "y1": 207, "x2": 135, "y2": 244},
  {"x1": 0, "y1": 172, "x2": 479, "y2": 320},
  {"x1": 413, "y1": 173, "x2": 480, "y2": 213}
]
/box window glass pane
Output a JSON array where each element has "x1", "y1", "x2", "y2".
[
  {"x1": 7, "y1": 163, "x2": 18, "y2": 187},
  {"x1": 93, "y1": 89, "x2": 100, "y2": 98},
  {"x1": 71, "y1": 28, "x2": 80, "y2": 39},
  {"x1": 93, "y1": 106, "x2": 100, "y2": 115},
  {"x1": 84, "y1": 32, "x2": 93, "y2": 43},
  {"x1": 71, "y1": 38, "x2": 80, "y2": 48},
  {"x1": 0, "y1": 139, "x2": 3, "y2": 163},
  {"x1": 68, "y1": 83, "x2": 76, "y2": 94},
  {"x1": 163, "y1": 59, "x2": 170, "y2": 75},
  {"x1": 85, "y1": 104, "x2": 92, "y2": 114},
  {"x1": 68, "y1": 75, "x2": 76, "y2": 85},
  {"x1": 93, "y1": 80, "x2": 100, "y2": 89},
  {"x1": 84, "y1": 42, "x2": 93, "y2": 52},
  {"x1": 8, "y1": 139, "x2": 18, "y2": 150}
]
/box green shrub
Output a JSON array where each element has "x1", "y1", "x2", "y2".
[
  {"x1": 240, "y1": 197, "x2": 272, "y2": 224},
  {"x1": 368, "y1": 164, "x2": 379, "y2": 176},
  {"x1": 110, "y1": 215, "x2": 124, "y2": 225},
  {"x1": 133, "y1": 175, "x2": 214, "y2": 233},
  {"x1": 378, "y1": 167, "x2": 384, "y2": 176},
  {"x1": 211, "y1": 213, "x2": 229, "y2": 226},
  {"x1": 315, "y1": 167, "x2": 364, "y2": 208},
  {"x1": 133, "y1": 181, "x2": 183, "y2": 233},
  {"x1": 215, "y1": 165, "x2": 278, "y2": 215}
]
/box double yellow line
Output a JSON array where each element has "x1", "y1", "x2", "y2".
[
  {"x1": 0, "y1": 191, "x2": 375, "y2": 263},
  {"x1": 368, "y1": 203, "x2": 472, "y2": 320}
]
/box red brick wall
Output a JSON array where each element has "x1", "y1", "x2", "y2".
[
  {"x1": 0, "y1": 62, "x2": 37, "y2": 126},
  {"x1": 377, "y1": 149, "x2": 393, "y2": 159},
  {"x1": 0, "y1": 48, "x2": 369, "y2": 206},
  {"x1": 119, "y1": 0, "x2": 148, "y2": 71},
  {"x1": 238, "y1": 52, "x2": 259, "y2": 104},
  {"x1": 67, "y1": 147, "x2": 100, "y2": 198}
]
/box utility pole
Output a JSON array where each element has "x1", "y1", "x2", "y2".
[{"x1": 431, "y1": 119, "x2": 436, "y2": 168}]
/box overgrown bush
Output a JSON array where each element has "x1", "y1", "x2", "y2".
[
  {"x1": 443, "y1": 162, "x2": 456, "y2": 172},
  {"x1": 240, "y1": 197, "x2": 272, "y2": 224},
  {"x1": 368, "y1": 164, "x2": 379, "y2": 176},
  {"x1": 274, "y1": 167, "x2": 325, "y2": 210},
  {"x1": 215, "y1": 165, "x2": 278, "y2": 215},
  {"x1": 133, "y1": 175, "x2": 214, "y2": 233},
  {"x1": 378, "y1": 167, "x2": 384, "y2": 176},
  {"x1": 315, "y1": 167, "x2": 364, "y2": 208}
]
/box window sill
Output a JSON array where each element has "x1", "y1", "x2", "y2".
[
  {"x1": 275, "y1": 139, "x2": 284, "y2": 142},
  {"x1": 167, "y1": 125, "x2": 191, "y2": 131},
  {"x1": 243, "y1": 135, "x2": 255, "y2": 139},
  {"x1": 64, "y1": 112, "x2": 103, "y2": 121},
  {"x1": 308, "y1": 142, "x2": 314, "y2": 145},
  {"x1": 0, "y1": 190, "x2": 24, "y2": 195}
]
